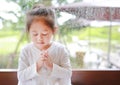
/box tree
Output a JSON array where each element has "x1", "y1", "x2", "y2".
[{"x1": 1, "y1": 0, "x2": 81, "y2": 68}]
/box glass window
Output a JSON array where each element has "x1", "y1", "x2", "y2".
[{"x1": 0, "y1": 0, "x2": 120, "y2": 70}]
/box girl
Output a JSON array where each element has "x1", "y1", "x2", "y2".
[{"x1": 17, "y1": 4, "x2": 72, "y2": 85}]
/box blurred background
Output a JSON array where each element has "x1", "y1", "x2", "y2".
[{"x1": 0, "y1": 0, "x2": 120, "y2": 70}]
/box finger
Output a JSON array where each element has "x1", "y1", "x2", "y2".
[
  {"x1": 43, "y1": 57, "x2": 48, "y2": 61},
  {"x1": 40, "y1": 52, "x2": 44, "y2": 55},
  {"x1": 44, "y1": 51, "x2": 48, "y2": 57},
  {"x1": 40, "y1": 56, "x2": 46, "y2": 61},
  {"x1": 40, "y1": 51, "x2": 46, "y2": 57}
]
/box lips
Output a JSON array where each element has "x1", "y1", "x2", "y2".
[{"x1": 37, "y1": 42, "x2": 44, "y2": 44}]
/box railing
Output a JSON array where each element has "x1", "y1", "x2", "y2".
[{"x1": 0, "y1": 69, "x2": 120, "y2": 85}]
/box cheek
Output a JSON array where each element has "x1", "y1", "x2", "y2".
[
  {"x1": 29, "y1": 35, "x2": 37, "y2": 41},
  {"x1": 46, "y1": 34, "x2": 53, "y2": 41}
]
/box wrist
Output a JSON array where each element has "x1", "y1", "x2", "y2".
[
  {"x1": 36, "y1": 62, "x2": 43, "y2": 72},
  {"x1": 49, "y1": 63, "x2": 53, "y2": 70}
]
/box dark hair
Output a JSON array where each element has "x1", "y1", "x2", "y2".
[{"x1": 26, "y1": 4, "x2": 57, "y2": 32}]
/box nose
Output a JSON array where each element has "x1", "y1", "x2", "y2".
[{"x1": 37, "y1": 34, "x2": 43, "y2": 41}]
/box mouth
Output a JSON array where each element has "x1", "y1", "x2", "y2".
[{"x1": 36, "y1": 41, "x2": 44, "y2": 44}]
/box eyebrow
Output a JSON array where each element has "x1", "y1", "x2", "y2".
[
  {"x1": 42, "y1": 32, "x2": 48, "y2": 34},
  {"x1": 31, "y1": 31, "x2": 37, "y2": 32}
]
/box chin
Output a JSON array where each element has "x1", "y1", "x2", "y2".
[
  {"x1": 34, "y1": 42, "x2": 49, "y2": 50},
  {"x1": 34, "y1": 43, "x2": 44, "y2": 49},
  {"x1": 37, "y1": 44, "x2": 44, "y2": 47}
]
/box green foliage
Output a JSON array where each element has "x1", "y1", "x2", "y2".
[
  {"x1": 111, "y1": 27, "x2": 120, "y2": 40},
  {"x1": 0, "y1": 30, "x2": 20, "y2": 37},
  {"x1": 64, "y1": 26, "x2": 120, "y2": 42},
  {"x1": 0, "y1": 29, "x2": 27, "y2": 68},
  {"x1": 0, "y1": 25, "x2": 120, "y2": 68},
  {"x1": 0, "y1": 29, "x2": 28, "y2": 54},
  {"x1": 1, "y1": 0, "x2": 120, "y2": 69},
  {"x1": 0, "y1": 55, "x2": 9, "y2": 68}
]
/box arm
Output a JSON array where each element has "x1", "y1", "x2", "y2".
[
  {"x1": 51, "y1": 46, "x2": 72, "y2": 79},
  {"x1": 17, "y1": 48, "x2": 39, "y2": 82}
]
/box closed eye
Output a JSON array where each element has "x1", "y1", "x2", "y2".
[
  {"x1": 33, "y1": 33, "x2": 38, "y2": 36},
  {"x1": 42, "y1": 33, "x2": 48, "y2": 36},
  {"x1": 42, "y1": 32, "x2": 48, "y2": 36}
]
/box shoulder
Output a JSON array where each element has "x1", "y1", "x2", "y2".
[
  {"x1": 19, "y1": 43, "x2": 34, "y2": 60},
  {"x1": 52, "y1": 41, "x2": 65, "y2": 49},
  {"x1": 52, "y1": 42, "x2": 69, "y2": 54},
  {"x1": 52, "y1": 42, "x2": 70, "y2": 57},
  {"x1": 20, "y1": 43, "x2": 33, "y2": 53}
]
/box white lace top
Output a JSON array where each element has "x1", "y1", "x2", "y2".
[{"x1": 17, "y1": 42, "x2": 72, "y2": 85}]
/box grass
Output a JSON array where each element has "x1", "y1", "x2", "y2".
[
  {"x1": 63, "y1": 26, "x2": 120, "y2": 43},
  {"x1": 0, "y1": 30, "x2": 28, "y2": 55},
  {"x1": 0, "y1": 30, "x2": 27, "y2": 68},
  {"x1": 0, "y1": 26, "x2": 120, "y2": 69},
  {"x1": 0, "y1": 37, "x2": 18, "y2": 55},
  {"x1": 0, "y1": 30, "x2": 20, "y2": 37}
]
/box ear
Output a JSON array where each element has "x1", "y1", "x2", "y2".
[{"x1": 53, "y1": 26, "x2": 58, "y2": 34}]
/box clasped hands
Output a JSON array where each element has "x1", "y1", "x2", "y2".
[{"x1": 36, "y1": 50, "x2": 53, "y2": 72}]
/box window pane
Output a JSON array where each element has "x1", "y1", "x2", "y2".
[{"x1": 0, "y1": 0, "x2": 120, "y2": 70}]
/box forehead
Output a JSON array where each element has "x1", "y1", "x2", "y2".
[{"x1": 30, "y1": 18, "x2": 52, "y2": 32}]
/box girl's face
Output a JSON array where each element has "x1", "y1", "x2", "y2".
[{"x1": 29, "y1": 20, "x2": 54, "y2": 50}]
